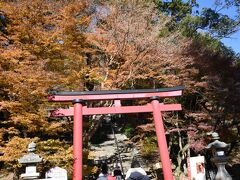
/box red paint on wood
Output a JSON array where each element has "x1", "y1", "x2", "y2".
[
  {"x1": 151, "y1": 99, "x2": 174, "y2": 180},
  {"x1": 50, "y1": 104, "x2": 182, "y2": 117},
  {"x1": 73, "y1": 102, "x2": 83, "y2": 180},
  {"x1": 114, "y1": 100, "x2": 121, "y2": 107}
]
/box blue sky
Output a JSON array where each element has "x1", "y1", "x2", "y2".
[{"x1": 195, "y1": 0, "x2": 240, "y2": 54}]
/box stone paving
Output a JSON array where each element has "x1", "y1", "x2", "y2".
[{"x1": 91, "y1": 133, "x2": 133, "y2": 175}]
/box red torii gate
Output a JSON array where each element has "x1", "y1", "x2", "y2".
[{"x1": 48, "y1": 86, "x2": 184, "y2": 180}]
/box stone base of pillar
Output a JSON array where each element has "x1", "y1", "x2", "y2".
[
  {"x1": 20, "y1": 172, "x2": 40, "y2": 179},
  {"x1": 215, "y1": 163, "x2": 232, "y2": 180}
]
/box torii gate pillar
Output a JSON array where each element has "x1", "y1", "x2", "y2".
[
  {"x1": 73, "y1": 99, "x2": 84, "y2": 180},
  {"x1": 151, "y1": 96, "x2": 173, "y2": 180}
]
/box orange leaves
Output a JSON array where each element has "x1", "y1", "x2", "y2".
[
  {"x1": 0, "y1": 101, "x2": 22, "y2": 113},
  {"x1": 91, "y1": 0, "x2": 189, "y2": 89},
  {"x1": 0, "y1": 136, "x2": 32, "y2": 165},
  {"x1": 0, "y1": 0, "x2": 92, "y2": 158},
  {"x1": 0, "y1": 48, "x2": 25, "y2": 61},
  {"x1": 0, "y1": 0, "x2": 86, "y2": 142},
  {"x1": 0, "y1": 0, "x2": 94, "y2": 175}
]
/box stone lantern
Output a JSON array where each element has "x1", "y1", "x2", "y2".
[
  {"x1": 18, "y1": 142, "x2": 42, "y2": 179},
  {"x1": 206, "y1": 132, "x2": 232, "y2": 180}
]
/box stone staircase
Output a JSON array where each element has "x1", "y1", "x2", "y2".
[{"x1": 91, "y1": 133, "x2": 134, "y2": 175}]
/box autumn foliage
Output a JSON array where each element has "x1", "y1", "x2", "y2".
[
  {"x1": 0, "y1": 0, "x2": 92, "y2": 176},
  {"x1": 0, "y1": 0, "x2": 240, "y2": 178}
]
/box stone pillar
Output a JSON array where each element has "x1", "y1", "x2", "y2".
[
  {"x1": 18, "y1": 142, "x2": 42, "y2": 179},
  {"x1": 206, "y1": 132, "x2": 232, "y2": 180}
]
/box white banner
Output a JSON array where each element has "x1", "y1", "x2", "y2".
[{"x1": 187, "y1": 156, "x2": 206, "y2": 180}]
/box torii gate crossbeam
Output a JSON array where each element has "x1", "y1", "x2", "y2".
[{"x1": 48, "y1": 86, "x2": 184, "y2": 180}]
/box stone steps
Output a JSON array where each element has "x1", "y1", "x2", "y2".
[{"x1": 91, "y1": 133, "x2": 134, "y2": 175}]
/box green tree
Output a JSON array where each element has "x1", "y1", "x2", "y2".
[{"x1": 155, "y1": 0, "x2": 240, "y2": 38}]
